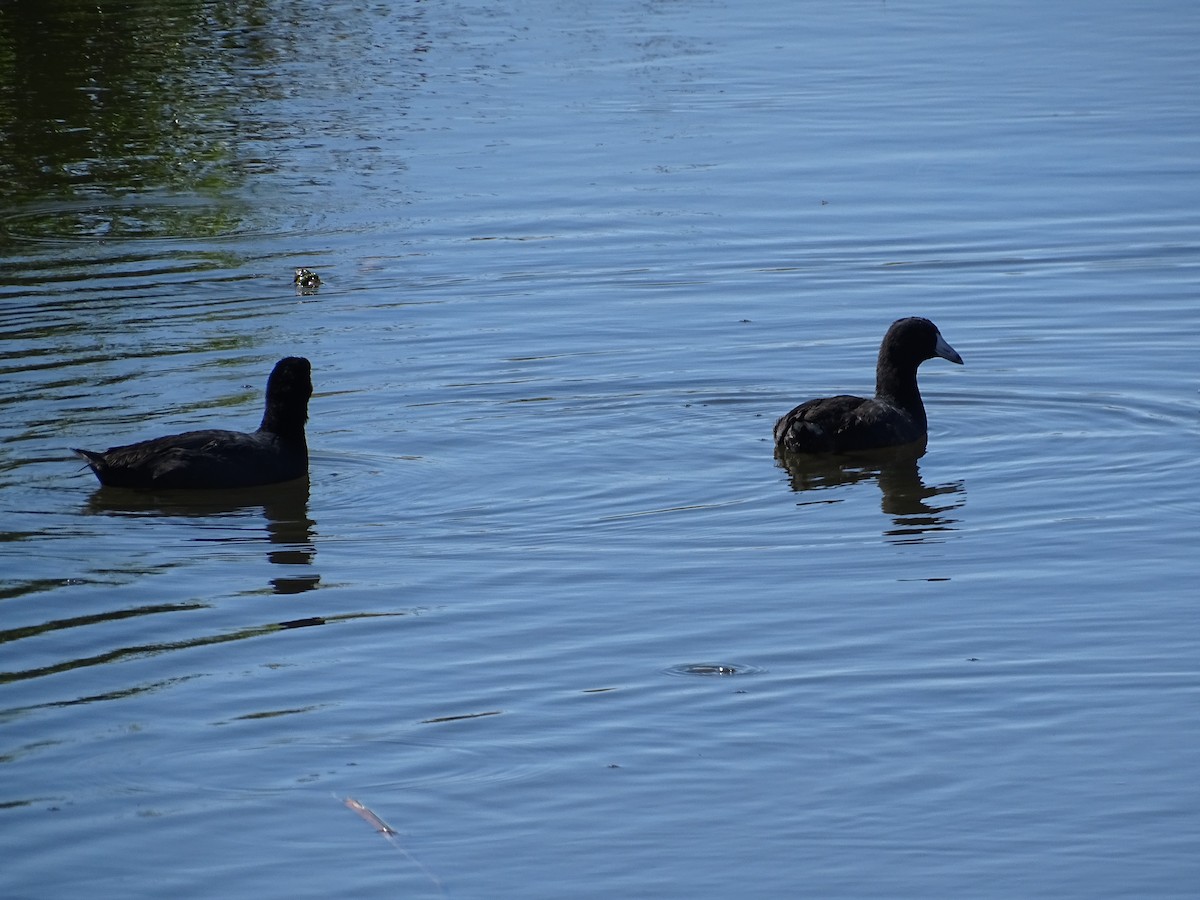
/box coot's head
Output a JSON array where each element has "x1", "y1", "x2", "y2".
[
  {"x1": 265, "y1": 357, "x2": 313, "y2": 420},
  {"x1": 882, "y1": 317, "x2": 963, "y2": 368}
]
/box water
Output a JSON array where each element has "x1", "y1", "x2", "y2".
[{"x1": 2, "y1": 0, "x2": 1198, "y2": 897}]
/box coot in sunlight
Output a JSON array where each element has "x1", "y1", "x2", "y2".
[
  {"x1": 774, "y1": 317, "x2": 962, "y2": 454},
  {"x1": 74, "y1": 357, "x2": 313, "y2": 489}
]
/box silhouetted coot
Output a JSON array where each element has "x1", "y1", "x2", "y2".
[
  {"x1": 74, "y1": 357, "x2": 313, "y2": 489},
  {"x1": 774, "y1": 318, "x2": 962, "y2": 454}
]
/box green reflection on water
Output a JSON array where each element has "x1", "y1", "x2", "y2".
[{"x1": 0, "y1": 0, "x2": 277, "y2": 240}]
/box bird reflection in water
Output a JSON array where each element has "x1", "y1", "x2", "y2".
[
  {"x1": 775, "y1": 442, "x2": 964, "y2": 542},
  {"x1": 82, "y1": 478, "x2": 319, "y2": 593}
]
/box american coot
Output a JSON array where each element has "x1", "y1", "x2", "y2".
[
  {"x1": 774, "y1": 317, "x2": 962, "y2": 454},
  {"x1": 74, "y1": 357, "x2": 313, "y2": 489}
]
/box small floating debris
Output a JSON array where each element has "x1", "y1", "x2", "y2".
[
  {"x1": 342, "y1": 797, "x2": 448, "y2": 894},
  {"x1": 663, "y1": 662, "x2": 765, "y2": 678},
  {"x1": 293, "y1": 267, "x2": 322, "y2": 291},
  {"x1": 344, "y1": 797, "x2": 398, "y2": 835},
  {"x1": 690, "y1": 664, "x2": 738, "y2": 676}
]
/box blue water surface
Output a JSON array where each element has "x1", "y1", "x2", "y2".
[{"x1": 1, "y1": 1, "x2": 1198, "y2": 897}]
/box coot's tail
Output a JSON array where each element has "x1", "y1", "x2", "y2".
[{"x1": 73, "y1": 448, "x2": 108, "y2": 481}]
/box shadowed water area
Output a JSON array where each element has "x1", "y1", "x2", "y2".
[{"x1": 2, "y1": 1, "x2": 1198, "y2": 897}]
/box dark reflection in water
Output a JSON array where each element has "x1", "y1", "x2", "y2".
[
  {"x1": 776, "y1": 443, "x2": 965, "y2": 542},
  {"x1": 83, "y1": 478, "x2": 319, "y2": 594},
  {"x1": 0, "y1": 607, "x2": 399, "y2": 706}
]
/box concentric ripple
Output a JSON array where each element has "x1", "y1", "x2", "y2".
[{"x1": 662, "y1": 662, "x2": 765, "y2": 677}]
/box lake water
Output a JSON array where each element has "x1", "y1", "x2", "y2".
[{"x1": 2, "y1": 0, "x2": 1198, "y2": 897}]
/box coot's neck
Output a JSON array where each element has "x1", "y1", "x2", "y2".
[
  {"x1": 259, "y1": 403, "x2": 308, "y2": 445},
  {"x1": 875, "y1": 358, "x2": 927, "y2": 430}
]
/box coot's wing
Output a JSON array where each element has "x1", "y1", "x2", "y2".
[
  {"x1": 774, "y1": 395, "x2": 925, "y2": 454},
  {"x1": 76, "y1": 429, "x2": 298, "y2": 489},
  {"x1": 774, "y1": 395, "x2": 869, "y2": 454}
]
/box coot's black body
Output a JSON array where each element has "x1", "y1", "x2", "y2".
[
  {"x1": 774, "y1": 318, "x2": 962, "y2": 455},
  {"x1": 74, "y1": 357, "x2": 312, "y2": 489}
]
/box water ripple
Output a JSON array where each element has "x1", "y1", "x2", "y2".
[{"x1": 662, "y1": 662, "x2": 766, "y2": 678}]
